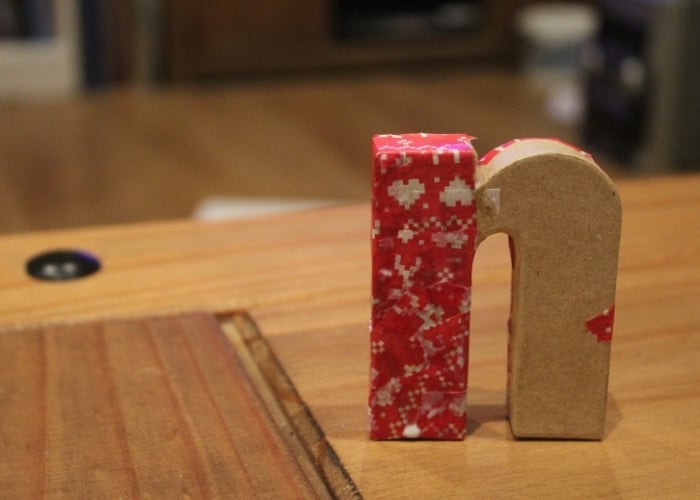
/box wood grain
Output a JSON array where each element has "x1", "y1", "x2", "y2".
[
  {"x1": 0, "y1": 313, "x2": 328, "y2": 498},
  {"x1": 0, "y1": 174, "x2": 698, "y2": 497},
  {"x1": 0, "y1": 70, "x2": 585, "y2": 234},
  {"x1": 222, "y1": 314, "x2": 361, "y2": 499}
]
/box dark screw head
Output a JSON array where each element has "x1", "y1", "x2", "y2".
[{"x1": 26, "y1": 250, "x2": 101, "y2": 282}]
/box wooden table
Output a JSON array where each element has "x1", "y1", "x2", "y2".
[
  {"x1": 0, "y1": 174, "x2": 698, "y2": 498},
  {"x1": 0, "y1": 70, "x2": 587, "y2": 235}
]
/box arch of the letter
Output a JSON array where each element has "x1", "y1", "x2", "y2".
[{"x1": 474, "y1": 138, "x2": 622, "y2": 439}]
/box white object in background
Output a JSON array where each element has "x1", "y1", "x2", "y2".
[
  {"x1": 517, "y1": 3, "x2": 598, "y2": 80},
  {"x1": 516, "y1": 3, "x2": 599, "y2": 125},
  {"x1": 0, "y1": 0, "x2": 81, "y2": 100},
  {"x1": 192, "y1": 197, "x2": 336, "y2": 221},
  {"x1": 518, "y1": 4, "x2": 598, "y2": 51}
]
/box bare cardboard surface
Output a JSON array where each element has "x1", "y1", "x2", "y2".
[{"x1": 476, "y1": 139, "x2": 622, "y2": 438}]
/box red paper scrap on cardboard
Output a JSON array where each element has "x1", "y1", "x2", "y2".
[
  {"x1": 369, "y1": 133, "x2": 477, "y2": 440},
  {"x1": 586, "y1": 305, "x2": 615, "y2": 343}
]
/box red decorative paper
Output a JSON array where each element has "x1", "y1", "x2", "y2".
[
  {"x1": 369, "y1": 133, "x2": 477, "y2": 440},
  {"x1": 585, "y1": 305, "x2": 615, "y2": 343}
]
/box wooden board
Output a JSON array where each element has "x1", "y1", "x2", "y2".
[
  {"x1": 0, "y1": 174, "x2": 699, "y2": 497},
  {"x1": 0, "y1": 313, "x2": 329, "y2": 498}
]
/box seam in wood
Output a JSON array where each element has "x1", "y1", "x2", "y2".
[{"x1": 218, "y1": 311, "x2": 362, "y2": 500}]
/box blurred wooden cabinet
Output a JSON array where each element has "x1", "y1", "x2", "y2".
[{"x1": 168, "y1": 0, "x2": 524, "y2": 79}]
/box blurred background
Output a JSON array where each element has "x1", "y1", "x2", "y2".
[{"x1": 0, "y1": 0, "x2": 698, "y2": 234}]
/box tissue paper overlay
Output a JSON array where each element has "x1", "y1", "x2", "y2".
[{"x1": 369, "y1": 133, "x2": 477, "y2": 440}]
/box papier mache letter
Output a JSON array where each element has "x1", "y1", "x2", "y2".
[
  {"x1": 369, "y1": 133, "x2": 477, "y2": 440},
  {"x1": 369, "y1": 134, "x2": 621, "y2": 441}
]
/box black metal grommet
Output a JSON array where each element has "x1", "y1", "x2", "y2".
[{"x1": 26, "y1": 249, "x2": 101, "y2": 282}]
